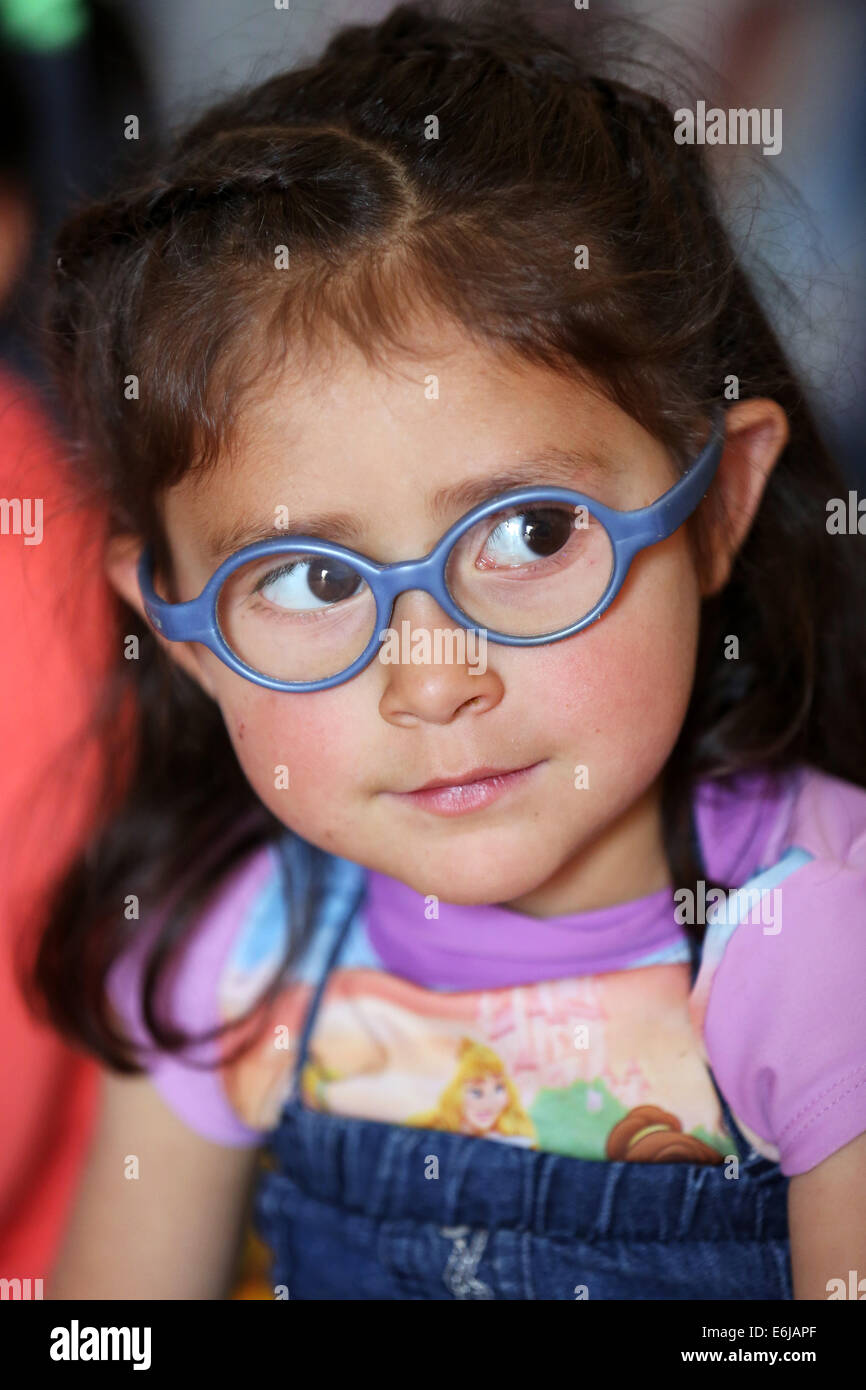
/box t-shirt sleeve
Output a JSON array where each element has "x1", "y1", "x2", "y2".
[
  {"x1": 704, "y1": 852, "x2": 866, "y2": 1176},
  {"x1": 105, "y1": 844, "x2": 281, "y2": 1148}
]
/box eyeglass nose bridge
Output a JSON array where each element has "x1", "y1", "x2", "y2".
[{"x1": 371, "y1": 548, "x2": 465, "y2": 631}]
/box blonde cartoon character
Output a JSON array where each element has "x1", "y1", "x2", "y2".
[{"x1": 408, "y1": 1037, "x2": 536, "y2": 1144}]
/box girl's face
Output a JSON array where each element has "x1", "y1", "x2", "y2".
[{"x1": 116, "y1": 321, "x2": 782, "y2": 915}]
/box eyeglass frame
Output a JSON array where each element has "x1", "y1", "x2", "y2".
[{"x1": 137, "y1": 407, "x2": 725, "y2": 692}]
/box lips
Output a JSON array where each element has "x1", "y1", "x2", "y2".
[
  {"x1": 408, "y1": 763, "x2": 534, "y2": 794},
  {"x1": 389, "y1": 761, "x2": 544, "y2": 817}
]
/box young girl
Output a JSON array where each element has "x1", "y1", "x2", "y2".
[{"x1": 36, "y1": 1, "x2": 866, "y2": 1301}]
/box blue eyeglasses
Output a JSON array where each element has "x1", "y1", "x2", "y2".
[{"x1": 137, "y1": 410, "x2": 724, "y2": 691}]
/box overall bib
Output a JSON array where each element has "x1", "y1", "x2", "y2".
[{"x1": 253, "y1": 858, "x2": 794, "y2": 1301}]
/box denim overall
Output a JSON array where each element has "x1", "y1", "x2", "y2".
[{"x1": 253, "y1": 853, "x2": 794, "y2": 1301}]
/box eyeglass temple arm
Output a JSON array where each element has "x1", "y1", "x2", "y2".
[
  {"x1": 137, "y1": 549, "x2": 210, "y2": 641},
  {"x1": 624, "y1": 409, "x2": 726, "y2": 548}
]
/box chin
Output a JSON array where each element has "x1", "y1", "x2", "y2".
[{"x1": 397, "y1": 847, "x2": 553, "y2": 908}]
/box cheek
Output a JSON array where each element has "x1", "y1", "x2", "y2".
[
  {"x1": 214, "y1": 682, "x2": 363, "y2": 831},
  {"x1": 530, "y1": 547, "x2": 701, "y2": 776}
]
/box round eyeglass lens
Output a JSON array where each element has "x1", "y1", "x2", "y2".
[
  {"x1": 444, "y1": 500, "x2": 615, "y2": 637},
  {"x1": 217, "y1": 550, "x2": 378, "y2": 682}
]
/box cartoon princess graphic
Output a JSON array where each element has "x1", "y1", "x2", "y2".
[{"x1": 407, "y1": 1037, "x2": 537, "y2": 1145}]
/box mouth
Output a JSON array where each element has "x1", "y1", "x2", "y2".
[{"x1": 389, "y1": 761, "x2": 545, "y2": 817}]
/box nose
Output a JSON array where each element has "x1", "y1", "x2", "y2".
[{"x1": 376, "y1": 590, "x2": 504, "y2": 727}]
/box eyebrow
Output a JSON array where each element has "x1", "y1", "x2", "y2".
[{"x1": 202, "y1": 446, "x2": 615, "y2": 564}]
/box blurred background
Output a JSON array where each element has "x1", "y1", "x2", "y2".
[{"x1": 0, "y1": 0, "x2": 862, "y2": 1300}]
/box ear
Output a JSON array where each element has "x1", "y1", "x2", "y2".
[
  {"x1": 104, "y1": 533, "x2": 217, "y2": 699},
  {"x1": 700, "y1": 398, "x2": 789, "y2": 597}
]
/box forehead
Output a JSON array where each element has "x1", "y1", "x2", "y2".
[{"x1": 159, "y1": 327, "x2": 659, "y2": 561}]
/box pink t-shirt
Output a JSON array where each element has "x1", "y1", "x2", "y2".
[{"x1": 107, "y1": 764, "x2": 866, "y2": 1175}]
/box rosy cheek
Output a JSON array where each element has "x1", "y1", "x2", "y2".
[
  {"x1": 524, "y1": 571, "x2": 697, "y2": 756},
  {"x1": 221, "y1": 685, "x2": 362, "y2": 803}
]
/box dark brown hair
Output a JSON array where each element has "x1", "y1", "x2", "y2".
[{"x1": 28, "y1": 0, "x2": 866, "y2": 1071}]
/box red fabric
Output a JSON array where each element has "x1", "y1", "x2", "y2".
[{"x1": 0, "y1": 364, "x2": 120, "y2": 1274}]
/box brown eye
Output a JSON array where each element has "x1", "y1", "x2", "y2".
[
  {"x1": 480, "y1": 507, "x2": 574, "y2": 567},
  {"x1": 255, "y1": 556, "x2": 363, "y2": 610},
  {"x1": 304, "y1": 558, "x2": 363, "y2": 604}
]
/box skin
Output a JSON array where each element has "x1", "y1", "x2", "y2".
[
  {"x1": 106, "y1": 317, "x2": 864, "y2": 1297},
  {"x1": 462, "y1": 1076, "x2": 509, "y2": 1134}
]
